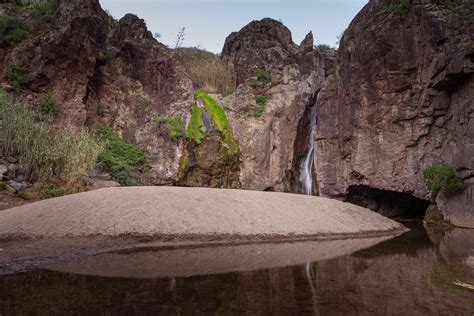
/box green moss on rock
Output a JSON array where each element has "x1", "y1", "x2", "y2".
[
  {"x1": 186, "y1": 105, "x2": 206, "y2": 144},
  {"x1": 179, "y1": 92, "x2": 240, "y2": 189},
  {"x1": 194, "y1": 91, "x2": 239, "y2": 154}
]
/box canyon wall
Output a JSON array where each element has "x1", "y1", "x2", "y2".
[
  {"x1": 1, "y1": 0, "x2": 472, "y2": 226},
  {"x1": 315, "y1": 0, "x2": 473, "y2": 226}
]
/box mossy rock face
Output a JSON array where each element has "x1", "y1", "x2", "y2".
[
  {"x1": 179, "y1": 92, "x2": 240, "y2": 188},
  {"x1": 424, "y1": 204, "x2": 453, "y2": 244}
]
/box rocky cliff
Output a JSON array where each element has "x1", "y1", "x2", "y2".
[
  {"x1": 315, "y1": 0, "x2": 473, "y2": 226},
  {"x1": 1, "y1": 0, "x2": 472, "y2": 226},
  {"x1": 0, "y1": 0, "x2": 193, "y2": 185},
  {"x1": 221, "y1": 19, "x2": 333, "y2": 193}
]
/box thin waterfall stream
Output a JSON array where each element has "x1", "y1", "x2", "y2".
[
  {"x1": 300, "y1": 105, "x2": 317, "y2": 196},
  {"x1": 301, "y1": 105, "x2": 318, "y2": 314}
]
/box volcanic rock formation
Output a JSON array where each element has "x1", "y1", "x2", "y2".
[{"x1": 315, "y1": 0, "x2": 474, "y2": 226}]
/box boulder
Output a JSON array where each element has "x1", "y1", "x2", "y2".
[
  {"x1": 8, "y1": 181, "x2": 26, "y2": 193},
  {"x1": 85, "y1": 178, "x2": 121, "y2": 191}
]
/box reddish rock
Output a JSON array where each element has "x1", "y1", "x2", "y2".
[
  {"x1": 315, "y1": 0, "x2": 474, "y2": 226},
  {"x1": 0, "y1": 0, "x2": 194, "y2": 185},
  {"x1": 221, "y1": 18, "x2": 332, "y2": 193}
]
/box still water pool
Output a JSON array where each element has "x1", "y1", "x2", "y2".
[{"x1": 1, "y1": 223, "x2": 473, "y2": 315}]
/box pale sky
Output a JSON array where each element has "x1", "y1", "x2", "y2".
[{"x1": 100, "y1": 0, "x2": 368, "y2": 53}]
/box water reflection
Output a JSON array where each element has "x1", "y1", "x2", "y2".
[{"x1": 0, "y1": 224, "x2": 473, "y2": 315}]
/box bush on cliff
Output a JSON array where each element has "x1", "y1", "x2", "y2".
[
  {"x1": 255, "y1": 95, "x2": 268, "y2": 118},
  {"x1": 28, "y1": 0, "x2": 59, "y2": 23},
  {"x1": 40, "y1": 92, "x2": 60, "y2": 117},
  {"x1": 422, "y1": 165, "x2": 463, "y2": 193},
  {"x1": 94, "y1": 124, "x2": 145, "y2": 186},
  {"x1": 154, "y1": 114, "x2": 185, "y2": 141},
  {"x1": 0, "y1": 14, "x2": 29, "y2": 45},
  {"x1": 0, "y1": 90, "x2": 103, "y2": 192},
  {"x1": 384, "y1": 0, "x2": 412, "y2": 18},
  {"x1": 4, "y1": 64, "x2": 27, "y2": 91}
]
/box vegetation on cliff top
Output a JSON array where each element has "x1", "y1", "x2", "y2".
[
  {"x1": 384, "y1": 0, "x2": 412, "y2": 18},
  {"x1": 177, "y1": 47, "x2": 235, "y2": 95},
  {"x1": 0, "y1": 90, "x2": 103, "y2": 192}
]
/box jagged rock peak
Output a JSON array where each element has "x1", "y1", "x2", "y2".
[
  {"x1": 299, "y1": 31, "x2": 313, "y2": 52},
  {"x1": 222, "y1": 18, "x2": 317, "y2": 86}
]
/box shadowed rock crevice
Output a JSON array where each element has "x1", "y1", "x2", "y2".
[
  {"x1": 285, "y1": 96, "x2": 319, "y2": 195},
  {"x1": 345, "y1": 185, "x2": 430, "y2": 219}
]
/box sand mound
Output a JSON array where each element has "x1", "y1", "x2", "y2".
[{"x1": 0, "y1": 187, "x2": 406, "y2": 240}]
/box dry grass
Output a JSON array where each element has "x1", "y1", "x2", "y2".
[
  {"x1": 0, "y1": 90, "x2": 103, "y2": 192},
  {"x1": 178, "y1": 47, "x2": 235, "y2": 94}
]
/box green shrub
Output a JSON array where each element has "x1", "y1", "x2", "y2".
[
  {"x1": 316, "y1": 44, "x2": 332, "y2": 51},
  {"x1": 384, "y1": 0, "x2": 412, "y2": 18},
  {"x1": 109, "y1": 165, "x2": 139, "y2": 186},
  {"x1": 0, "y1": 90, "x2": 103, "y2": 192},
  {"x1": 422, "y1": 165, "x2": 463, "y2": 193},
  {"x1": 41, "y1": 92, "x2": 60, "y2": 117},
  {"x1": 255, "y1": 95, "x2": 268, "y2": 118},
  {"x1": 250, "y1": 68, "x2": 271, "y2": 88},
  {"x1": 4, "y1": 64, "x2": 26, "y2": 91},
  {"x1": 154, "y1": 114, "x2": 185, "y2": 141},
  {"x1": 0, "y1": 14, "x2": 29, "y2": 44},
  {"x1": 17, "y1": 191, "x2": 29, "y2": 200},
  {"x1": 28, "y1": 0, "x2": 59, "y2": 23},
  {"x1": 94, "y1": 124, "x2": 145, "y2": 186},
  {"x1": 104, "y1": 9, "x2": 116, "y2": 26},
  {"x1": 39, "y1": 181, "x2": 66, "y2": 199},
  {"x1": 95, "y1": 125, "x2": 145, "y2": 168}
]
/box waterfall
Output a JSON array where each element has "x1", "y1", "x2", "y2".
[{"x1": 300, "y1": 106, "x2": 317, "y2": 195}]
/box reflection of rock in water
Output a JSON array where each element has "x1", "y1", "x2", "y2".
[
  {"x1": 48, "y1": 236, "x2": 391, "y2": 278},
  {"x1": 439, "y1": 228, "x2": 474, "y2": 264},
  {"x1": 313, "y1": 250, "x2": 474, "y2": 315},
  {"x1": 1, "y1": 230, "x2": 474, "y2": 315}
]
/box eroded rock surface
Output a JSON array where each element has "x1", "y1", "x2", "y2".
[
  {"x1": 315, "y1": 1, "x2": 473, "y2": 226},
  {"x1": 221, "y1": 19, "x2": 333, "y2": 192},
  {"x1": 0, "y1": 0, "x2": 194, "y2": 185}
]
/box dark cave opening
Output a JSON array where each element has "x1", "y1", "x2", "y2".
[{"x1": 345, "y1": 185, "x2": 430, "y2": 220}]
